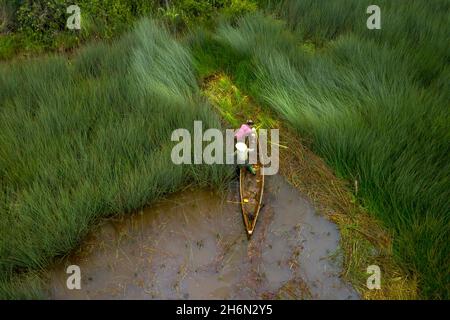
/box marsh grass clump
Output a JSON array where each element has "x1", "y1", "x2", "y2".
[{"x1": 0, "y1": 18, "x2": 233, "y2": 298}]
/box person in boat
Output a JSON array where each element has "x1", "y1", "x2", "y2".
[{"x1": 235, "y1": 120, "x2": 257, "y2": 175}]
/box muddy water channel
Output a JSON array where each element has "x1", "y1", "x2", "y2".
[{"x1": 48, "y1": 175, "x2": 359, "y2": 299}]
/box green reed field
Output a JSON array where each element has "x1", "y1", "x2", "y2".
[
  {"x1": 190, "y1": 0, "x2": 449, "y2": 299},
  {"x1": 0, "y1": 0, "x2": 448, "y2": 299},
  {"x1": 0, "y1": 19, "x2": 233, "y2": 298}
]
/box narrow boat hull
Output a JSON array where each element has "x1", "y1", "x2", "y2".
[{"x1": 239, "y1": 163, "x2": 264, "y2": 237}]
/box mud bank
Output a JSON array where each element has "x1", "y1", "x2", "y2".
[{"x1": 47, "y1": 175, "x2": 359, "y2": 299}]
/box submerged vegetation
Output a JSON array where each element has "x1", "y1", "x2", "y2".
[{"x1": 1, "y1": 0, "x2": 449, "y2": 299}]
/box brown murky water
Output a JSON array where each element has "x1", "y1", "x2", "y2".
[{"x1": 47, "y1": 175, "x2": 359, "y2": 300}]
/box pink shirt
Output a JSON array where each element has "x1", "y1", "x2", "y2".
[{"x1": 235, "y1": 124, "x2": 252, "y2": 141}]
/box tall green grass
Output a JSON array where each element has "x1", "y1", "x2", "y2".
[
  {"x1": 0, "y1": 18, "x2": 233, "y2": 298},
  {"x1": 204, "y1": 2, "x2": 449, "y2": 298},
  {"x1": 1, "y1": 1, "x2": 448, "y2": 299}
]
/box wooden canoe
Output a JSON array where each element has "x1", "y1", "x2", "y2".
[{"x1": 239, "y1": 162, "x2": 265, "y2": 237}]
